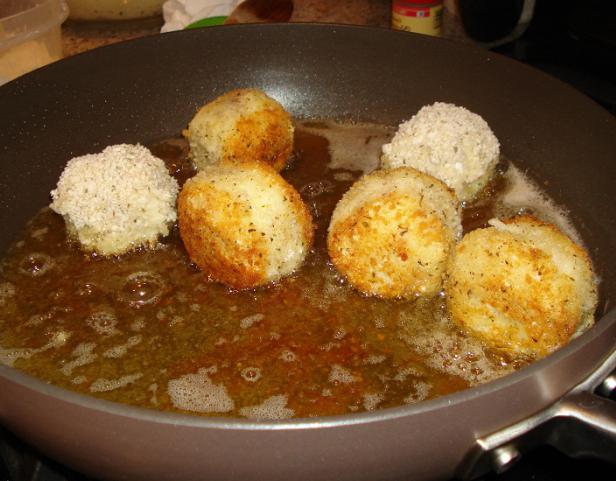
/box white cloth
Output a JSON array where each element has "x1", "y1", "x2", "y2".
[{"x1": 161, "y1": 0, "x2": 242, "y2": 32}]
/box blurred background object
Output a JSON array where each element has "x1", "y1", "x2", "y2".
[
  {"x1": 0, "y1": 0, "x2": 68, "y2": 86},
  {"x1": 161, "y1": 0, "x2": 293, "y2": 31},
  {"x1": 444, "y1": 0, "x2": 535, "y2": 47},
  {"x1": 226, "y1": 0, "x2": 293, "y2": 24},
  {"x1": 443, "y1": 0, "x2": 615, "y2": 113},
  {"x1": 493, "y1": 0, "x2": 616, "y2": 114},
  {"x1": 391, "y1": 0, "x2": 444, "y2": 37},
  {"x1": 161, "y1": 0, "x2": 242, "y2": 31}
]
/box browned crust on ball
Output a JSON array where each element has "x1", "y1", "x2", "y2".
[
  {"x1": 178, "y1": 162, "x2": 313, "y2": 289},
  {"x1": 327, "y1": 167, "x2": 460, "y2": 300},
  {"x1": 328, "y1": 191, "x2": 451, "y2": 299},
  {"x1": 225, "y1": 107, "x2": 294, "y2": 171},
  {"x1": 178, "y1": 185, "x2": 268, "y2": 288},
  {"x1": 445, "y1": 215, "x2": 597, "y2": 359},
  {"x1": 185, "y1": 88, "x2": 294, "y2": 172}
]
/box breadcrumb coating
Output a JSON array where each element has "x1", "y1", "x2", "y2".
[
  {"x1": 50, "y1": 144, "x2": 178, "y2": 256},
  {"x1": 446, "y1": 215, "x2": 597, "y2": 359},
  {"x1": 328, "y1": 167, "x2": 461, "y2": 299},
  {"x1": 381, "y1": 102, "x2": 500, "y2": 201},
  {"x1": 178, "y1": 161, "x2": 313, "y2": 289},
  {"x1": 185, "y1": 88, "x2": 294, "y2": 172}
]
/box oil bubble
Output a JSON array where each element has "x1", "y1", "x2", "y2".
[
  {"x1": 18, "y1": 253, "x2": 54, "y2": 277},
  {"x1": 240, "y1": 313, "x2": 264, "y2": 329},
  {"x1": 240, "y1": 367, "x2": 262, "y2": 383},
  {"x1": 328, "y1": 364, "x2": 357, "y2": 384},
  {"x1": 117, "y1": 271, "x2": 166, "y2": 308},
  {"x1": 86, "y1": 309, "x2": 119, "y2": 336},
  {"x1": 300, "y1": 180, "x2": 335, "y2": 199},
  {"x1": 76, "y1": 282, "x2": 101, "y2": 297},
  {"x1": 239, "y1": 395, "x2": 294, "y2": 420},
  {"x1": 168, "y1": 368, "x2": 234, "y2": 413},
  {"x1": 279, "y1": 350, "x2": 296, "y2": 362}
]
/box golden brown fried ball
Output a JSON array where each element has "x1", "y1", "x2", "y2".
[
  {"x1": 185, "y1": 88, "x2": 294, "y2": 172},
  {"x1": 445, "y1": 215, "x2": 598, "y2": 359},
  {"x1": 178, "y1": 161, "x2": 313, "y2": 289},
  {"x1": 327, "y1": 167, "x2": 462, "y2": 299}
]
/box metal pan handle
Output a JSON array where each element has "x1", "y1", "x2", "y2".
[{"x1": 456, "y1": 349, "x2": 616, "y2": 480}]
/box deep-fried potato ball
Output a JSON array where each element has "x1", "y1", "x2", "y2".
[
  {"x1": 381, "y1": 102, "x2": 500, "y2": 202},
  {"x1": 185, "y1": 88, "x2": 294, "y2": 172},
  {"x1": 446, "y1": 215, "x2": 598, "y2": 359},
  {"x1": 327, "y1": 167, "x2": 462, "y2": 299},
  {"x1": 178, "y1": 161, "x2": 313, "y2": 289}
]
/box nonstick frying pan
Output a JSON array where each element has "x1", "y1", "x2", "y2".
[{"x1": 0, "y1": 24, "x2": 615, "y2": 481}]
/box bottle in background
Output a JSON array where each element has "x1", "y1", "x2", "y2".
[{"x1": 392, "y1": 0, "x2": 443, "y2": 37}]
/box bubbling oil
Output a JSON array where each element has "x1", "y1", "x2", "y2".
[{"x1": 0, "y1": 121, "x2": 589, "y2": 419}]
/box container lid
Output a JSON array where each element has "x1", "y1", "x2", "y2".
[{"x1": 0, "y1": 0, "x2": 69, "y2": 51}]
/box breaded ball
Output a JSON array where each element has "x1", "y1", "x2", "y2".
[
  {"x1": 446, "y1": 215, "x2": 598, "y2": 359},
  {"x1": 185, "y1": 88, "x2": 294, "y2": 172},
  {"x1": 50, "y1": 144, "x2": 179, "y2": 256},
  {"x1": 381, "y1": 102, "x2": 500, "y2": 202},
  {"x1": 178, "y1": 161, "x2": 313, "y2": 289},
  {"x1": 327, "y1": 167, "x2": 462, "y2": 299}
]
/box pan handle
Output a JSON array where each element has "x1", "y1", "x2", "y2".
[{"x1": 456, "y1": 349, "x2": 616, "y2": 480}]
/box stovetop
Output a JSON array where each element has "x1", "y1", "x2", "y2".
[
  {"x1": 492, "y1": 0, "x2": 616, "y2": 116},
  {"x1": 1, "y1": 1, "x2": 615, "y2": 480}
]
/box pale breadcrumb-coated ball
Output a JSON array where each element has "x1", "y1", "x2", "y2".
[
  {"x1": 185, "y1": 88, "x2": 294, "y2": 172},
  {"x1": 50, "y1": 144, "x2": 179, "y2": 256},
  {"x1": 446, "y1": 215, "x2": 598, "y2": 359},
  {"x1": 178, "y1": 161, "x2": 314, "y2": 289},
  {"x1": 381, "y1": 102, "x2": 500, "y2": 202},
  {"x1": 327, "y1": 167, "x2": 462, "y2": 299}
]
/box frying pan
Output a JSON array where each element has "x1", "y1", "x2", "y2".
[{"x1": 0, "y1": 24, "x2": 615, "y2": 481}]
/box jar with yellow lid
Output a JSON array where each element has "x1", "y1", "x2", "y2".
[{"x1": 392, "y1": 0, "x2": 443, "y2": 37}]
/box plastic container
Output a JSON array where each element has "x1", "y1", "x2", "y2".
[{"x1": 0, "y1": 0, "x2": 69, "y2": 86}]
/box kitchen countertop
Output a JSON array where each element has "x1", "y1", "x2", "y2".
[
  {"x1": 61, "y1": 0, "x2": 395, "y2": 57},
  {"x1": 61, "y1": 0, "x2": 471, "y2": 57}
]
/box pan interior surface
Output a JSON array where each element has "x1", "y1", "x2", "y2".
[{"x1": 1, "y1": 24, "x2": 615, "y2": 425}]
